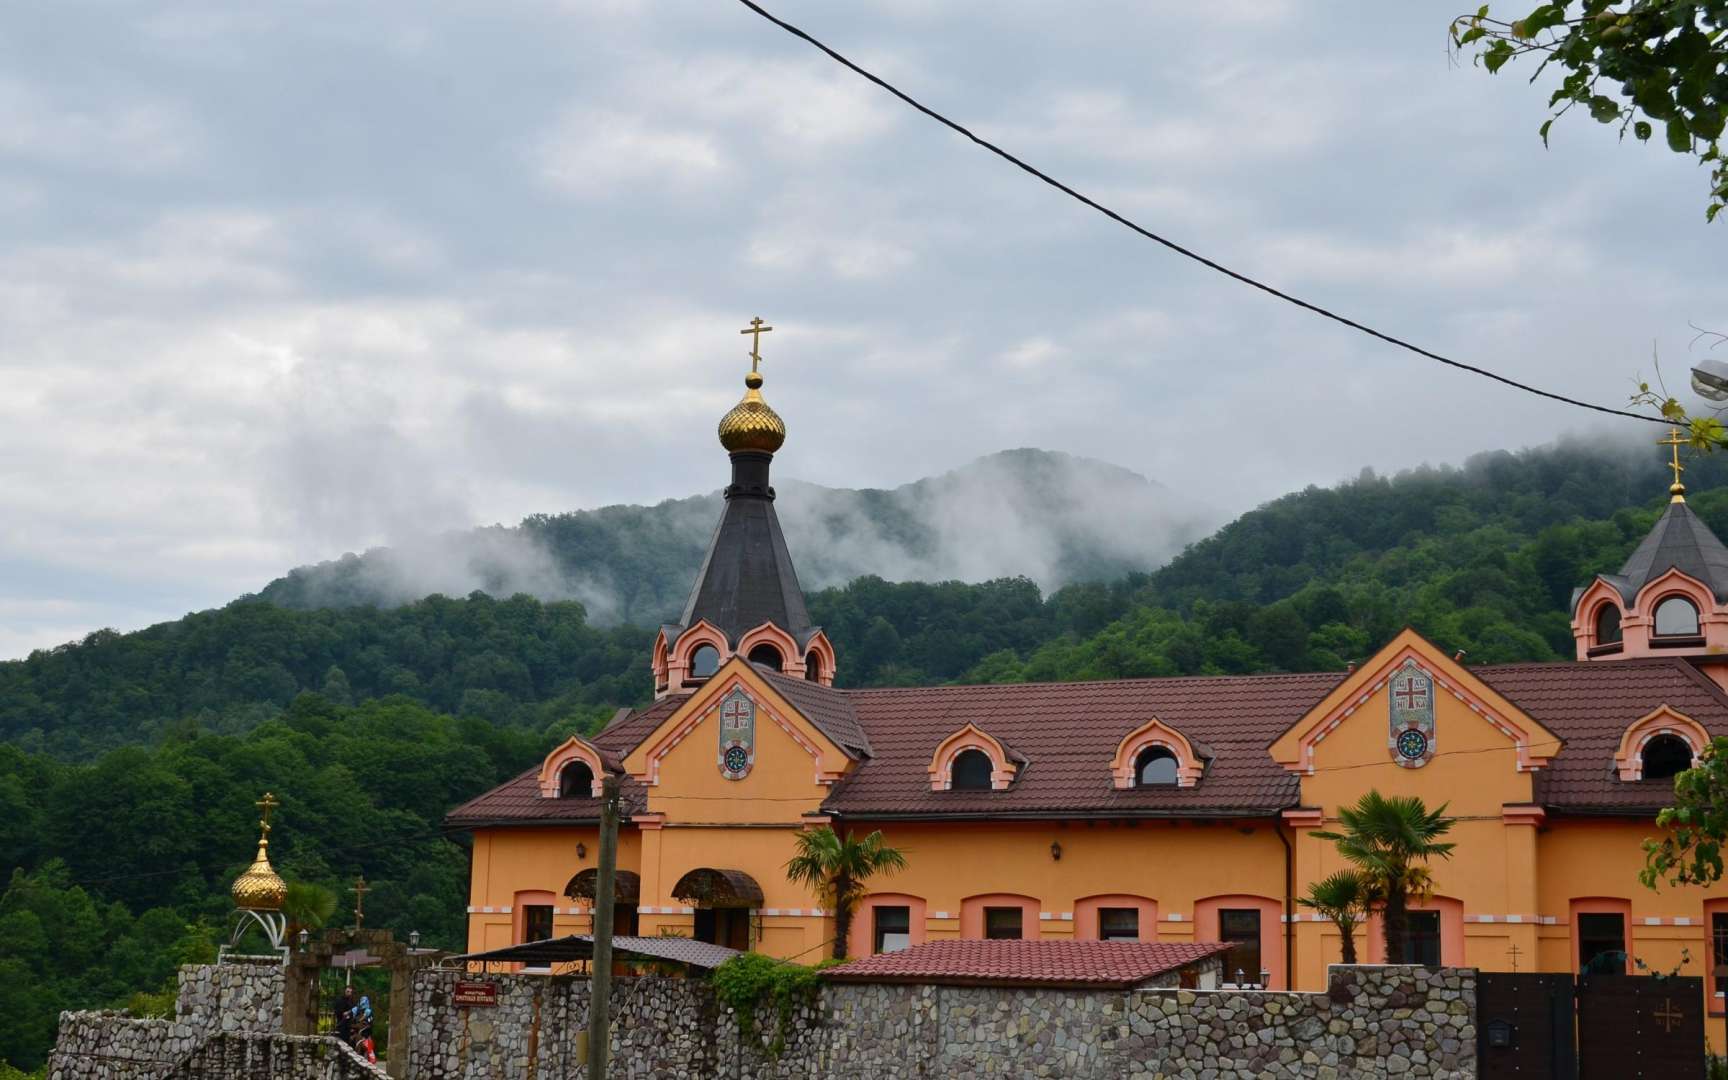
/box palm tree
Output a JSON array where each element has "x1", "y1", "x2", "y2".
[
  {"x1": 1313, "y1": 791, "x2": 1456, "y2": 962},
  {"x1": 283, "y1": 881, "x2": 337, "y2": 945},
  {"x1": 784, "y1": 827, "x2": 908, "y2": 960},
  {"x1": 1299, "y1": 870, "x2": 1370, "y2": 965}
]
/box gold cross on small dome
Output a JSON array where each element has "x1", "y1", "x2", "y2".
[
  {"x1": 255, "y1": 792, "x2": 279, "y2": 834},
  {"x1": 740, "y1": 316, "x2": 773, "y2": 373},
  {"x1": 1661, "y1": 426, "x2": 1687, "y2": 502}
]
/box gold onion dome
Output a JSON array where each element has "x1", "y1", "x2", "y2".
[
  {"x1": 231, "y1": 837, "x2": 287, "y2": 911},
  {"x1": 717, "y1": 370, "x2": 786, "y2": 454}
]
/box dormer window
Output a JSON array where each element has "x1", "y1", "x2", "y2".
[
  {"x1": 1654, "y1": 595, "x2": 1701, "y2": 637},
  {"x1": 1594, "y1": 603, "x2": 1622, "y2": 646},
  {"x1": 559, "y1": 761, "x2": 595, "y2": 798},
  {"x1": 1641, "y1": 734, "x2": 1694, "y2": 781},
  {"x1": 689, "y1": 644, "x2": 721, "y2": 680},
  {"x1": 805, "y1": 651, "x2": 821, "y2": 682},
  {"x1": 1135, "y1": 746, "x2": 1180, "y2": 787},
  {"x1": 950, "y1": 749, "x2": 994, "y2": 791}
]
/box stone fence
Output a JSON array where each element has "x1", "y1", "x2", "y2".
[
  {"x1": 409, "y1": 964, "x2": 1475, "y2": 1079},
  {"x1": 47, "y1": 961, "x2": 385, "y2": 1080}
]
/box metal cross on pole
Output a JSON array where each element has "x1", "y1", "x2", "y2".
[
  {"x1": 351, "y1": 874, "x2": 369, "y2": 932},
  {"x1": 739, "y1": 316, "x2": 773, "y2": 373}
]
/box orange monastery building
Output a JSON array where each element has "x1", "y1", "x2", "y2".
[{"x1": 446, "y1": 342, "x2": 1728, "y2": 1042}]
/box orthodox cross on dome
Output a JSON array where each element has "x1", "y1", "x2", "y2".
[
  {"x1": 255, "y1": 792, "x2": 279, "y2": 838},
  {"x1": 351, "y1": 874, "x2": 369, "y2": 931},
  {"x1": 740, "y1": 316, "x2": 773, "y2": 374},
  {"x1": 1662, "y1": 426, "x2": 1687, "y2": 501}
]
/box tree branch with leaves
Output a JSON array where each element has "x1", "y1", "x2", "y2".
[
  {"x1": 1453, "y1": 2, "x2": 1728, "y2": 220},
  {"x1": 783, "y1": 826, "x2": 908, "y2": 960}
]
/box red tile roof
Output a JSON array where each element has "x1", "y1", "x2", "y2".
[
  {"x1": 822, "y1": 939, "x2": 1230, "y2": 988},
  {"x1": 445, "y1": 657, "x2": 1728, "y2": 828},
  {"x1": 826, "y1": 673, "x2": 1343, "y2": 817}
]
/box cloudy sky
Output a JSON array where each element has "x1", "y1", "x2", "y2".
[{"x1": 0, "y1": 0, "x2": 1720, "y2": 658}]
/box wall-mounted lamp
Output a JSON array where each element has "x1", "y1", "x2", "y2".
[
  {"x1": 576, "y1": 842, "x2": 588, "y2": 860},
  {"x1": 297, "y1": 929, "x2": 309, "y2": 948},
  {"x1": 409, "y1": 930, "x2": 421, "y2": 949},
  {"x1": 1049, "y1": 841, "x2": 1062, "y2": 862}
]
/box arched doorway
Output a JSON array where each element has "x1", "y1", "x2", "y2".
[{"x1": 671, "y1": 867, "x2": 763, "y2": 951}]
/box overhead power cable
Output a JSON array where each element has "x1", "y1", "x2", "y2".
[{"x1": 732, "y1": 0, "x2": 1667, "y2": 427}]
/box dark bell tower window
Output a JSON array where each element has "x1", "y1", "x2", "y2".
[
  {"x1": 689, "y1": 644, "x2": 720, "y2": 680},
  {"x1": 1594, "y1": 604, "x2": 1622, "y2": 645},
  {"x1": 950, "y1": 749, "x2": 994, "y2": 791},
  {"x1": 748, "y1": 643, "x2": 783, "y2": 669},
  {"x1": 1641, "y1": 734, "x2": 1693, "y2": 780},
  {"x1": 805, "y1": 651, "x2": 821, "y2": 682}
]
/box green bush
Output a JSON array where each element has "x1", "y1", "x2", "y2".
[{"x1": 709, "y1": 953, "x2": 821, "y2": 1057}]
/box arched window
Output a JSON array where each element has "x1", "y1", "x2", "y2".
[
  {"x1": 689, "y1": 644, "x2": 721, "y2": 679},
  {"x1": 1594, "y1": 603, "x2": 1622, "y2": 645},
  {"x1": 559, "y1": 761, "x2": 595, "y2": 798},
  {"x1": 747, "y1": 643, "x2": 783, "y2": 669},
  {"x1": 1641, "y1": 734, "x2": 1694, "y2": 780},
  {"x1": 1654, "y1": 596, "x2": 1701, "y2": 637},
  {"x1": 950, "y1": 748, "x2": 994, "y2": 791},
  {"x1": 805, "y1": 651, "x2": 822, "y2": 682},
  {"x1": 1135, "y1": 746, "x2": 1179, "y2": 787}
]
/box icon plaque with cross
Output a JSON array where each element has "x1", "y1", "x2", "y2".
[
  {"x1": 1388, "y1": 658, "x2": 1436, "y2": 768},
  {"x1": 717, "y1": 687, "x2": 757, "y2": 781}
]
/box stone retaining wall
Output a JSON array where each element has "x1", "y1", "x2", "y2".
[{"x1": 409, "y1": 964, "x2": 1475, "y2": 1079}]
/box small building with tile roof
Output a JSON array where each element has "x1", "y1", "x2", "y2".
[{"x1": 447, "y1": 343, "x2": 1728, "y2": 1048}]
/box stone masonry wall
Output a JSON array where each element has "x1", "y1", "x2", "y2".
[
  {"x1": 47, "y1": 962, "x2": 380, "y2": 1080},
  {"x1": 409, "y1": 964, "x2": 1475, "y2": 1079}
]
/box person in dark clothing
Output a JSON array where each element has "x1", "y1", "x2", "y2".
[{"x1": 335, "y1": 986, "x2": 357, "y2": 1043}]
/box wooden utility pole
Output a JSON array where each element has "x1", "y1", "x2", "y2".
[{"x1": 586, "y1": 772, "x2": 622, "y2": 1078}]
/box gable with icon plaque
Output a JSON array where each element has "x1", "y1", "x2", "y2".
[
  {"x1": 1388, "y1": 657, "x2": 1436, "y2": 768},
  {"x1": 717, "y1": 686, "x2": 757, "y2": 780}
]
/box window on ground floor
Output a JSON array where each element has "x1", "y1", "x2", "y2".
[
  {"x1": 1578, "y1": 913, "x2": 1627, "y2": 974},
  {"x1": 1714, "y1": 913, "x2": 1728, "y2": 996},
  {"x1": 1400, "y1": 910, "x2": 1441, "y2": 966},
  {"x1": 694, "y1": 908, "x2": 751, "y2": 951},
  {"x1": 523, "y1": 904, "x2": 554, "y2": 944},
  {"x1": 1098, "y1": 907, "x2": 1139, "y2": 941},
  {"x1": 873, "y1": 906, "x2": 911, "y2": 954},
  {"x1": 615, "y1": 903, "x2": 639, "y2": 937},
  {"x1": 984, "y1": 906, "x2": 1023, "y2": 940},
  {"x1": 1219, "y1": 909, "x2": 1261, "y2": 984}
]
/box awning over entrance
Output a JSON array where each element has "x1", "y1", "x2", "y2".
[
  {"x1": 670, "y1": 867, "x2": 764, "y2": 908},
  {"x1": 445, "y1": 934, "x2": 740, "y2": 972},
  {"x1": 563, "y1": 868, "x2": 642, "y2": 904}
]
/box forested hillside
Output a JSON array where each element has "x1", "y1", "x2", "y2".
[{"x1": 3, "y1": 435, "x2": 1723, "y2": 1069}]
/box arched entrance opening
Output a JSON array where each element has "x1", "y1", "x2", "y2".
[{"x1": 671, "y1": 867, "x2": 763, "y2": 951}]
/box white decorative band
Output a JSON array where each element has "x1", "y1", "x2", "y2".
[
  {"x1": 1165, "y1": 913, "x2": 1186, "y2": 922},
  {"x1": 931, "y1": 911, "x2": 954, "y2": 920},
  {"x1": 1038, "y1": 912, "x2": 1074, "y2": 922},
  {"x1": 759, "y1": 908, "x2": 828, "y2": 917}
]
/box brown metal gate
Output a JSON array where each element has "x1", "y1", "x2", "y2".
[
  {"x1": 1478, "y1": 972, "x2": 1575, "y2": 1079},
  {"x1": 1576, "y1": 974, "x2": 1704, "y2": 1080}
]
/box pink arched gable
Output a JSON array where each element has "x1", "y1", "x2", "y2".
[
  {"x1": 537, "y1": 736, "x2": 605, "y2": 798},
  {"x1": 1109, "y1": 719, "x2": 1205, "y2": 789},
  {"x1": 1615, "y1": 705, "x2": 1710, "y2": 781},
  {"x1": 928, "y1": 724, "x2": 1017, "y2": 791}
]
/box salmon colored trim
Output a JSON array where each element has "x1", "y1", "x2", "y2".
[
  {"x1": 1615, "y1": 705, "x2": 1709, "y2": 781},
  {"x1": 1632, "y1": 568, "x2": 1714, "y2": 627},
  {"x1": 1570, "y1": 578, "x2": 1628, "y2": 659},
  {"x1": 631, "y1": 813, "x2": 665, "y2": 830},
  {"x1": 1570, "y1": 897, "x2": 1632, "y2": 975},
  {"x1": 929, "y1": 724, "x2": 1018, "y2": 791},
  {"x1": 1073, "y1": 895, "x2": 1159, "y2": 942},
  {"x1": 802, "y1": 631, "x2": 837, "y2": 687},
  {"x1": 959, "y1": 893, "x2": 1040, "y2": 940},
  {"x1": 1281, "y1": 808, "x2": 1325, "y2": 828},
  {"x1": 737, "y1": 621, "x2": 800, "y2": 675},
  {"x1": 849, "y1": 893, "x2": 929, "y2": 956},
  {"x1": 651, "y1": 629, "x2": 671, "y2": 693},
  {"x1": 666, "y1": 620, "x2": 728, "y2": 694},
  {"x1": 1272, "y1": 634, "x2": 1560, "y2": 775},
  {"x1": 537, "y1": 736, "x2": 607, "y2": 798},
  {"x1": 1364, "y1": 896, "x2": 1464, "y2": 967},
  {"x1": 1501, "y1": 804, "x2": 1546, "y2": 827},
  {"x1": 1194, "y1": 894, "x2": 1286, "y2": 990},
  {"x1": 1109, "y1": 718, "x2": 1205, "y2": 789}
]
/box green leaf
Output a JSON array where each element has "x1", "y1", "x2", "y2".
[
  {"x1": 1539, "y1": 118, "x2": 1555, "y2": 146},
  {"x1": 1588, "y1": 95, "x2": 1621, "y2": 123},
  {"x1": 1484, "y1": 40, "x2": 1515, "y2": 73},
  {"x1": 1634, "y1": 120, "x2": 1653, "y2": 141},
  {"x1": 1668, "y1": 116, "x2": 1693, "y2": 153}
]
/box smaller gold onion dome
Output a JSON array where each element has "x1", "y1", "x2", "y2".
[
  {"x1": 231, "y1": 799, "x2": 287, "y2": 913},
  {"x1": 717, "y1": 370, "x2": 786, "y2": 454}
]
